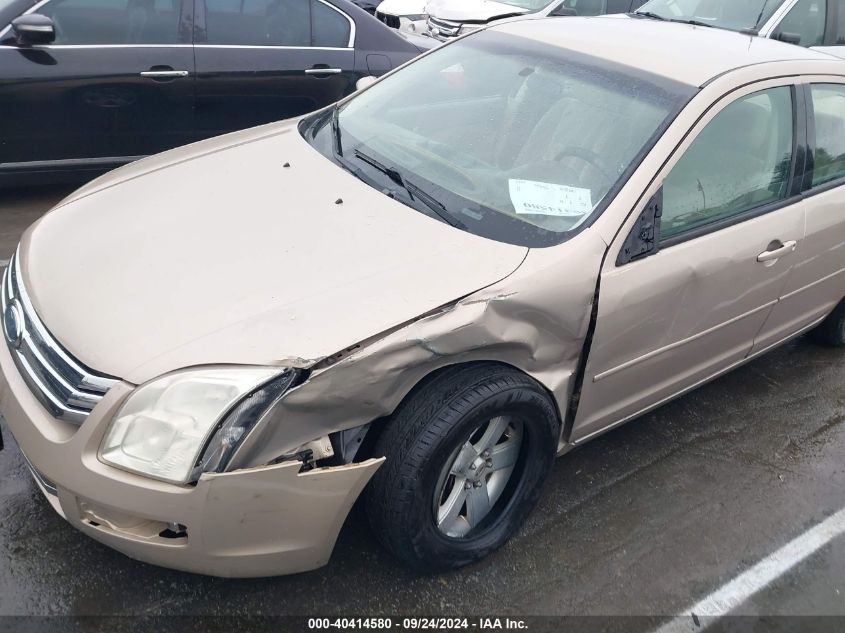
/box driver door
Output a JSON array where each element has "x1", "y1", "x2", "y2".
[{"x1": 571, "y1": 82, "x2": 807, "y2": 443}]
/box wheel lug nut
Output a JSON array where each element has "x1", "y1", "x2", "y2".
[
  {"x1": 464, "y1": 481, "x2": 473, "y2": 490},
  {"x1": 474, "y1": 481, "x2": 483, "y2": 488},
  {"x1": 482, "y1": 450, "x2": 490, "y2": 458},
  {"x1": 486, "y1": 459, "x2": 493, "y2": 467}
]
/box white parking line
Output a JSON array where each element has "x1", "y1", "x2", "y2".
[{"x1": 655, "y1": 507, "x2": 845, "y2": 633}]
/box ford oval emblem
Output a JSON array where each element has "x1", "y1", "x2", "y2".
[{"x1": 3, "y1": 300, "x2": 23, "y2": 349}]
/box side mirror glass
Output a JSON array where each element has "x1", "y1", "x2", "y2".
[
  {"x1": 356, "y1": 75, "x2": 378, "y2": 91},
  {"x1": 549, "y1": 5, "x2": 577, "y2": 16},
  {"x1": 11, "y1": 14, "x2": 56, "y2": 46}
]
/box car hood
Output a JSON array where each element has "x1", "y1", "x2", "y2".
[
  {"x1": 426, "y1": 0, "x2": 528, "y2": 21},
  {"x1": 19, "y1": 121, "x2": 528, "y2": 384}
]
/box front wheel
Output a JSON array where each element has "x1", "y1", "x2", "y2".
[{"x1": 366, "y1": 364, "x2": 560, "y2": 572}]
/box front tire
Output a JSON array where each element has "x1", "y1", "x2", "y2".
[
  {"x1": 810, "y1": 300, "x2": 845, "y2": 347},
  {"x1": 366, "y1": 364, "x2": 560, "y2": 572}
]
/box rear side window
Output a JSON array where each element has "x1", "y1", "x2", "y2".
[
  {"x1": 772, "y1": 0, "x2": 826, "y2": 47},
  {"x1": 661, "y1": 87, "x2": 794, "y2": 241},
  {"x1": 205, "y1": 0, "x2": 349, "y2": 47},
  {"x1": 311, "y1": 0, "x2": 350, "y2": 47},
  {"x1": 37, "y1": 0, "x2": 182, "y2": 44},
  {"x1": 810, "y1": 84, "x2": 845, "y2": 187}
]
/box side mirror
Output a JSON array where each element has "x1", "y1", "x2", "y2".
[
  {"x1": 773, "y1": 30, "x2": 802, "y2": 45},
  {"x1": 617, "y1": 188, "x2": 663, "y2": 265},
  {"x1": 11, "y1": 14, "x2": 56, "y2": 46},
  {"x1": 549, "y1": 5, "x2": 577, "y2": 16},
  {"x1": 356, "y1": 75, "x2": 377, "y2": 91}
]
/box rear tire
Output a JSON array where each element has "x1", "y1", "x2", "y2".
[
  {"x1": 365, "y1": 363, "x2": 560, "y2": 572},
  {"x1": 810, "y1": 300, "x2": 845, "y2": 347}
]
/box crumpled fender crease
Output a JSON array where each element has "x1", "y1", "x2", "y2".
[{"x1": 230, "y1": 231, "x2": 608, "y2": 469}]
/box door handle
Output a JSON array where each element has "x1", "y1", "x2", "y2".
[
  {"x1": 757, "y1": 240, "x2": 797, "y2": 263},
  {"x1": 305, "y1": 68, "x2": 343, "y2": 75},
  {"x1": 140, "y1": 70, "x2": 189, "y2": 79}
]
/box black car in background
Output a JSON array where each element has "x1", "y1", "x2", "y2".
[{"x1": 0, "y1": 0, "x2": 424, "y2": 186}]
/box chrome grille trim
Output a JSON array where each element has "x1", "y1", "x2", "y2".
[
  {"x1": 2, "y1": 250, "x2": 118, "y2": 425},
  {"x1": 427, "y1": 16, "x2": 461, "y2": 38}
]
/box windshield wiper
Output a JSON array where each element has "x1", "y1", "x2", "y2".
[
  {"x1": 632, "y1": 10, "x2": 666, "y2": 20},
  {"x1": 331, "y1": 105, "x2": 343, "y2": 157},
  {"x1": 670, "y1": 18, "x2": 714, "y2": 27},
  {"x1": 353, "y1": 149, "x2": 466, "y2": 229}
]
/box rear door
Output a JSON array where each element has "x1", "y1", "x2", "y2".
[
  {"x1": 0, "y1": 0, "x2": 194, "y2": 172},
  {"x1": 193, "y1": 0, "x2": 358, "y2": 139},
  {"x1": 571, "y1": 82, "x2": 807, "y2": 443},
  {"x1": 751, "y1": 80, "x2": 845, "y2": 352}
]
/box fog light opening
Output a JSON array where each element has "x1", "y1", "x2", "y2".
[{"x1": 159, "y1": 522, "x2": 188, "y2": 539}]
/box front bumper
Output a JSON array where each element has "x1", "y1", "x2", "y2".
[{"x1": 0, "y1": 336, "x2": 383, "y2": 578}]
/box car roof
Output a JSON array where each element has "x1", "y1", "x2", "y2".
[{"x1": 489, "y1": 14, "x2": 843, "y2": 88}]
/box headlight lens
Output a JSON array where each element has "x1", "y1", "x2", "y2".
[
  {"x1": 99, "y1": 367, "x2": 295, "y2": 484},
  {"x1": 403, "y1": 13, "x2": 428, "y2": 20}
]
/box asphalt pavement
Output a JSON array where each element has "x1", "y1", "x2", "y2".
[{"x1": 1, "y1": 185, "x2": 844, "y2": 626}]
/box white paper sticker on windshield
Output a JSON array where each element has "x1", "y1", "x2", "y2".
[{"x1": 508, "y1": 179, "x2": 593, "y2": 218}]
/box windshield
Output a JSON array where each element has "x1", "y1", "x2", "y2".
[
  {"x1": 495, "y1": 0, "x2": 555, "y2": 11},
  {"x1": 636, "y1": 0, "x2": 785, "y2": 31},
  {"x1": 302, "y1": 31, "x2": 692, "y2": 247}
]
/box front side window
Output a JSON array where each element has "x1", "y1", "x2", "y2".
[
  {"x1": 661, "y1": 87, "x2": 794, "y2": 241},
  {"x1": 772, "y1": 0, "x2": 826, "y2": 47},
  {"x1": 810, "y1": 84, "x2": 845, "y2": 187},
  {"x1": 37, "y1": 0, "x2": 182, "y2": 44},
  {"x1": 636, "y1": 0, "x2": 785, "y2": 32},
  {"x1": 205, "y1": 0, "x2": 349, "y2": 47},
  {"x1": 303, "y1": 31, "x2": 692, "y2": 247},
  {"x1": 560, "y1": 0, "x2": 608, "y2": 15}
]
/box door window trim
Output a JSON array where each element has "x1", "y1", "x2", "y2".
[
  {"x1": 195, "y1": 0, "x2": 355, "y2": 49},
  {"x1": 0, "y1": 0, "x2": 194, "y2": 45}
]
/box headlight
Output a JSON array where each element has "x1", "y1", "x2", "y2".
[
  {"x1": 99, "y1": 367, "x2": 296, "y2": 484},
  {"x1": 403, "y1": 13, "x2": 428, "y2": 20}
]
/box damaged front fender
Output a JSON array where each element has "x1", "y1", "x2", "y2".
[{"x1": 230, "y1": 230, "x2": 608, "y2": 470}]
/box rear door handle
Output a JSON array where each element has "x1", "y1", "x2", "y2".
[
  {"x1": 140, "y1": 70, "x2": 189, "y2": 79},
  {"x1": 305, "y1": 68, "x2": 343, "y2": 75},
  {"x1": 757, "y1": 240, "x2": 797, "y2": 263}
]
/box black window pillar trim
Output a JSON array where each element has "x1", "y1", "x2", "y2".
[
  {"x1": 823, "y1": 0, "x2": 838, "y2": 46},
  {"x1": 799, "y1": 82, "x2": 817, "y2": 192},
  {"x1": 179, "y1": 0, "x2": 194, "y2": 44},
  {"x1": 193, "y1": 0, "x2": 207, "y2": 44},
  {"x1": 789, "y1": 83, "x2": 808, "y2": 197}
]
